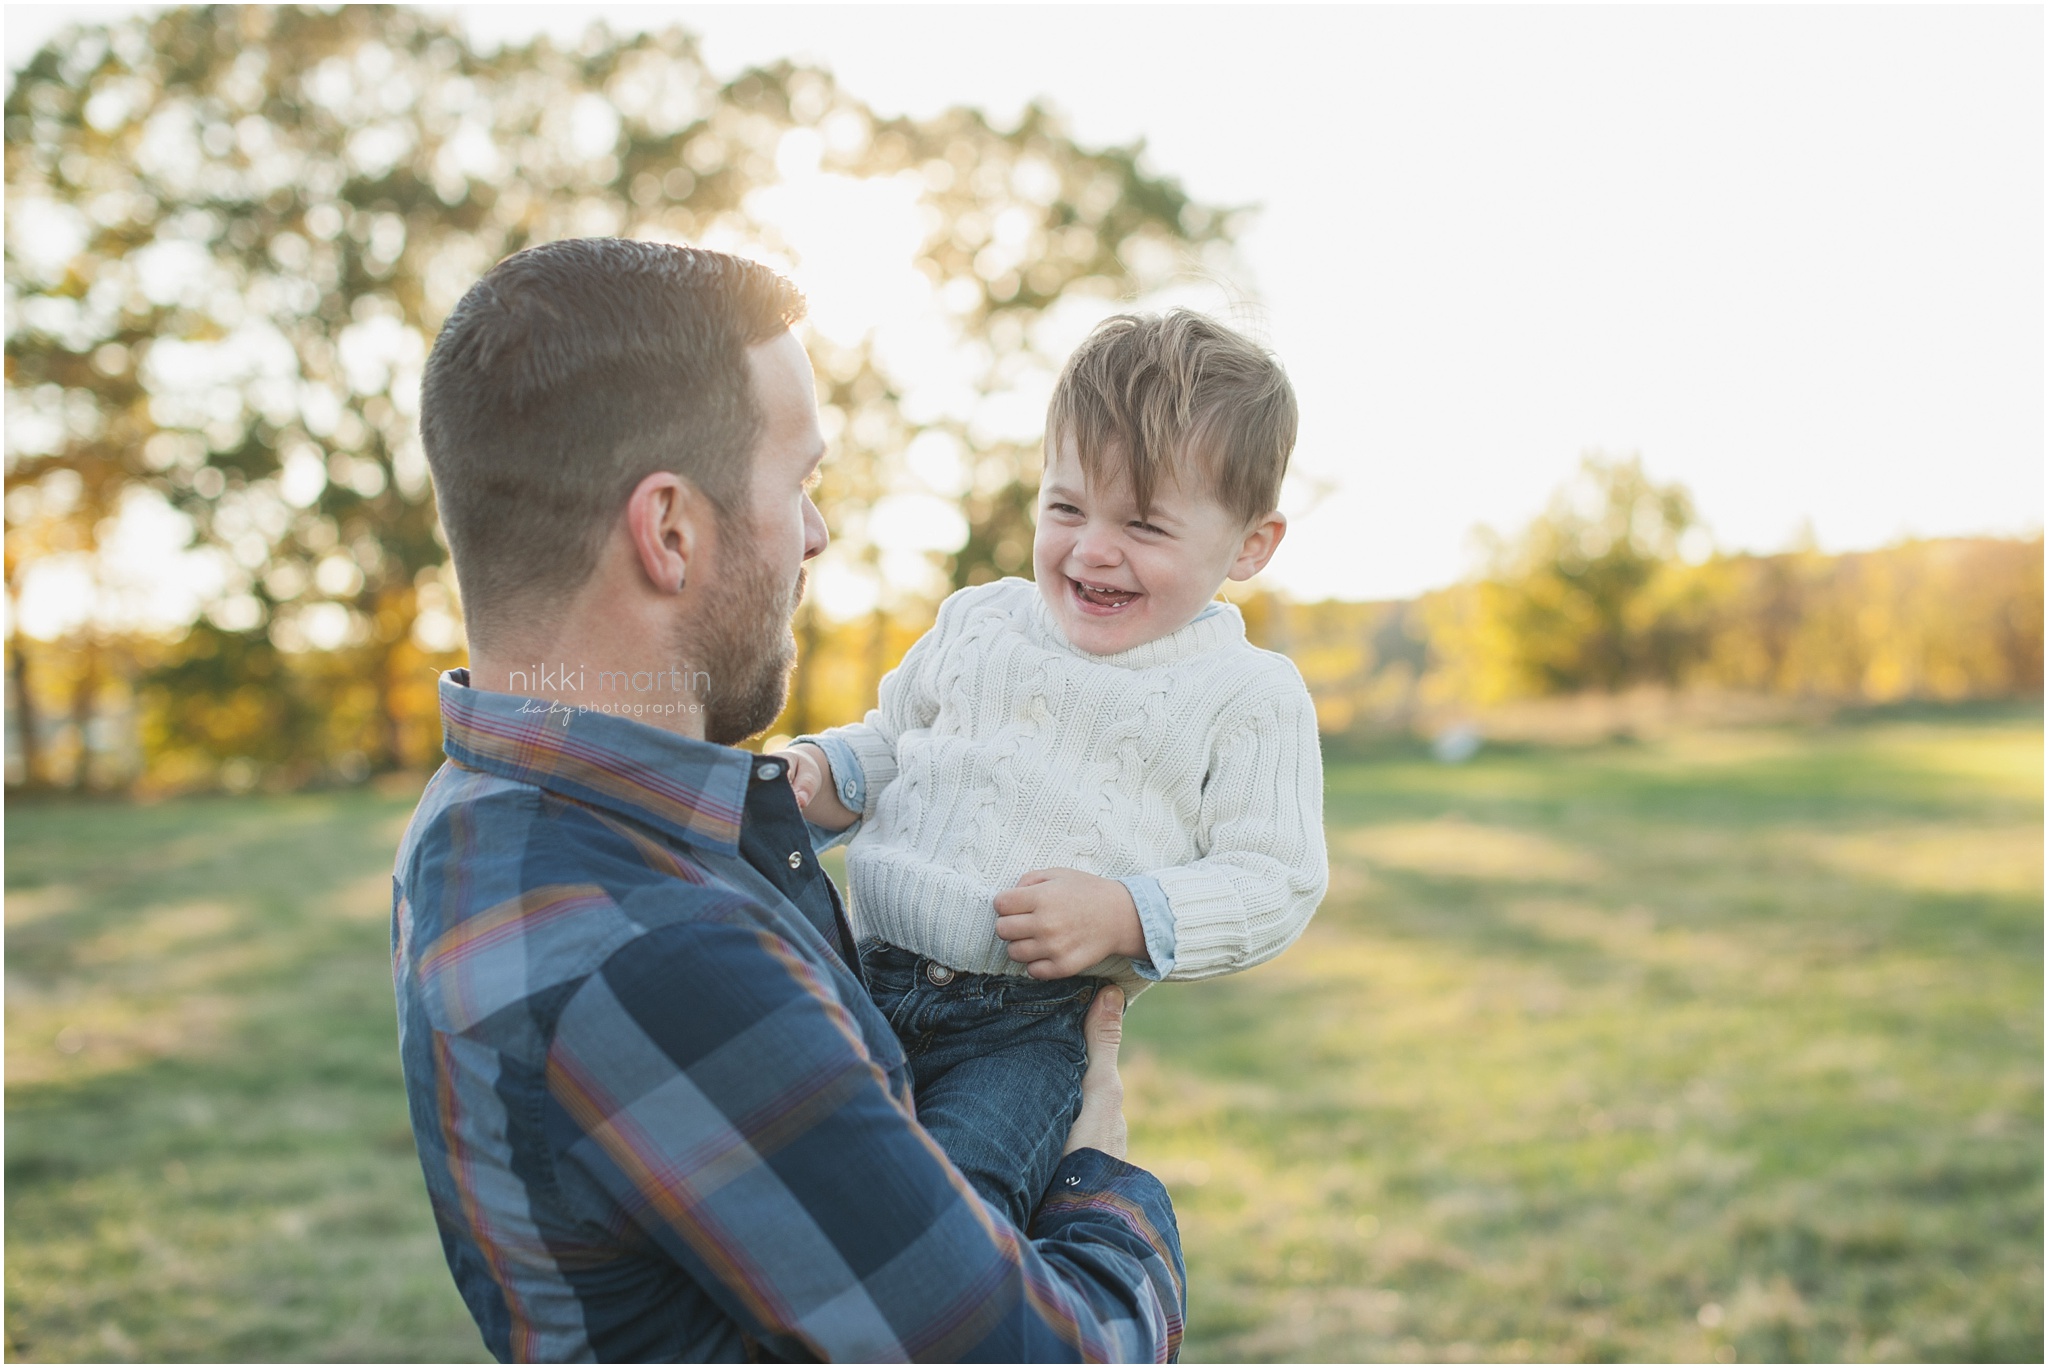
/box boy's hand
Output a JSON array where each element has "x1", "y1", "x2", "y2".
[
  {"x1": 774, "y1": 743, "x2": 859, "y2": 831},
  {"x1": 993, "y1": 869, "x2": 1148, "y2": 980}
]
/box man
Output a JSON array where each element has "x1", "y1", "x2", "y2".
[{"x1": 394, "y1": 237, "x2": 1186, "y2": 1362}]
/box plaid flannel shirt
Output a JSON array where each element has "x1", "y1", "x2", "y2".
[{"x1": 392, "y1": 671, "x2": 1186, "y2": 1362}]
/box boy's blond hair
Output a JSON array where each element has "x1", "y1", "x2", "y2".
[{"x1": 1045, "y1": 309, "x2": 1298, "y2": 526}]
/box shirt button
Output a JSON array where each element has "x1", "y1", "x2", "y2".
[
  {"x1": 925, "y1": 963, "x2": 955, "y2": 986},
  {"x1": 786, "y1": 851, "x2": 804, "y2": 870},
  {"x1": 841, "y1": 780, "x2": 858, "y2": 800},
  {"x1": 756, "y1": 762, "x2": 782, "y2": 781}
]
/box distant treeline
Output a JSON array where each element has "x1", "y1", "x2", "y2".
[
  {"x1": 6, "y1": 530, "x2": 2038, "y2": 794},
  {"x1": 1275, "y1": 535, "x2": 2042, "y2": 737}
]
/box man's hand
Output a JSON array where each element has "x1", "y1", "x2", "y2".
[
  {"x1": 1063, "y1": 985, "x2": 1128, "y2": 1159},
  {"x1": 775, "y1": 743, "x2": 859, "y2": 831},
  {"x1": 993, "y1": 868, "x2": 1147, "y2": 980}
]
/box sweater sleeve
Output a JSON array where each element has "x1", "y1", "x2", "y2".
[
  {"x1": 806, "y1": 588, "x2": 968, "y2": 819},
  {"x1": 1145, "y1": 679, "x2": 1328, "y2": 980}
]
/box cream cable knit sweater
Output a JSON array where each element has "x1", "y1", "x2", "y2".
[{"x1": 819, "y1": 577, "x2": 1327, "y2": 994}]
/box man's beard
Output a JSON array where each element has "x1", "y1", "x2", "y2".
[{"x1": 685, "y1": 552, "x2": 806, "y2": 747}]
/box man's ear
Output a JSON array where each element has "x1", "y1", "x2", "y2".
[
  {"x1": 1226, "y1": 510, "x2": 1288, "y2": 582},
  {"x1": 624, "y1": 471, "x2": 712, "y2": 594}
]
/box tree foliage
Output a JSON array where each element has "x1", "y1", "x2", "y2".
[
  {"x1": 1468, "y1": 454, "x2": 1713, "y2": 695},
  {"x1": 5, "y1": 4, "x2": 1230, "y2": 787}
]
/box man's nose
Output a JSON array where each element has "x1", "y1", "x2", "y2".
[{"x1": 802, "y1": 493, "x2": 828, "y2": 560}]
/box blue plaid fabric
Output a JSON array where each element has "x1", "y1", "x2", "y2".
[{"x1": 392, "y1": 671, "x2": 1186, "y2": 1362}]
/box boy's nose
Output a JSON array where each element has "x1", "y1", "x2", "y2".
[{"x1": 1073, "y1": 524, "x2": 1122, "y2": 566}]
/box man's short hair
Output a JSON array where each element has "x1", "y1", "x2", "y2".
[
  {"x1": 1046, "y1": 310, "x2": 1297, "y2": 526},
  {"x1": 420, "y1": 238, "x2": 806, "y2": 648}
]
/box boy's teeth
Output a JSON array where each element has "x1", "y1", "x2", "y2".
[{"x1": 1075, "y1": 579, "x2": 1137, "y2": 607}]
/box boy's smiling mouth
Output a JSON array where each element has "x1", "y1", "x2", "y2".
[{"x1": 1069, "y1": 576, "x2": 1142, "y2": 613}]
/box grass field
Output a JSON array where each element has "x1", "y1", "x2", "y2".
[{"x1": 5, "y1": 709, "x2": 2041, "y2": 1362}]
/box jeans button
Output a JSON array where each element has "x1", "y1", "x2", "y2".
[{"x1": 925, "y1": 962, "x2": 955, "y2": 986}]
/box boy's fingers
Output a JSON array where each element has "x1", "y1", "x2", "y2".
[
  {"x1": 1008, "y1": 949, "x2": 1062, "y2": 978},
  {"x1": 1015, "y1": 869, "x2": 1055, "y2": 888},
  {"x1": 995, "y1": 914, "x2": 1038, "y2": 942},
  {"x1": 993, "y1": 887, "x2": 1035, "y2": 917}
]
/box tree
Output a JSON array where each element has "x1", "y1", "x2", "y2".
[
  {"x1": 5, "y1": 5, "x2": 1232, "y2": 787},
  {"x1": 1473, "y1": 454, "x2": 1712, "y2": 694}
]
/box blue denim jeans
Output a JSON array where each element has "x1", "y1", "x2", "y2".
[{"x1": 859, "y1": 941, "x2": 1098, "y2": 1231}]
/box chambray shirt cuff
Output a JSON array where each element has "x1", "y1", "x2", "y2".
[
  {"x1": 1118, "y1": 874, "x2": 1176, "y2": 981},
  {"x1": 797, "y1": 732, "x2": 867, "y2": 852}
]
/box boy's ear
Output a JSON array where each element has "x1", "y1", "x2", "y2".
[{"x1": 1226, "y1": 511, "x2": 1288, "y2": 582}]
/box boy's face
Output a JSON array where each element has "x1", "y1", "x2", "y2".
[{"x1": 1033, "y1": 436, "x2": 1286, "y2": 656}]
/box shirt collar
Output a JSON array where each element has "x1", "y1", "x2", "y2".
[{"x1": 437, "y1": 669, "x2": 751, "y2": 854}]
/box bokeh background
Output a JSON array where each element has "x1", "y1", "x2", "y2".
[{"x1": 4, "y1": 5, "x2": 2040, "y2": 1362}]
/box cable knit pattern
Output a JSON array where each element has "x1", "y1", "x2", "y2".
[{"x1": 818, "y1": 578, "x2": 1327, "y2": 994}]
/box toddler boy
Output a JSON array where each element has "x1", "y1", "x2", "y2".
[{"x1": 779, "y1": 311, "x2": 1327, "y2": 1229}]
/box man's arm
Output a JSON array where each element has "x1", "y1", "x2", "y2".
[{"x1": 543, "y1": 914, "x2": 1184, "y2": 1362}]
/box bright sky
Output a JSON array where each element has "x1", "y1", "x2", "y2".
[{"x1": 8, "y1": 3, "x2": 2044, "y2": 605}]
